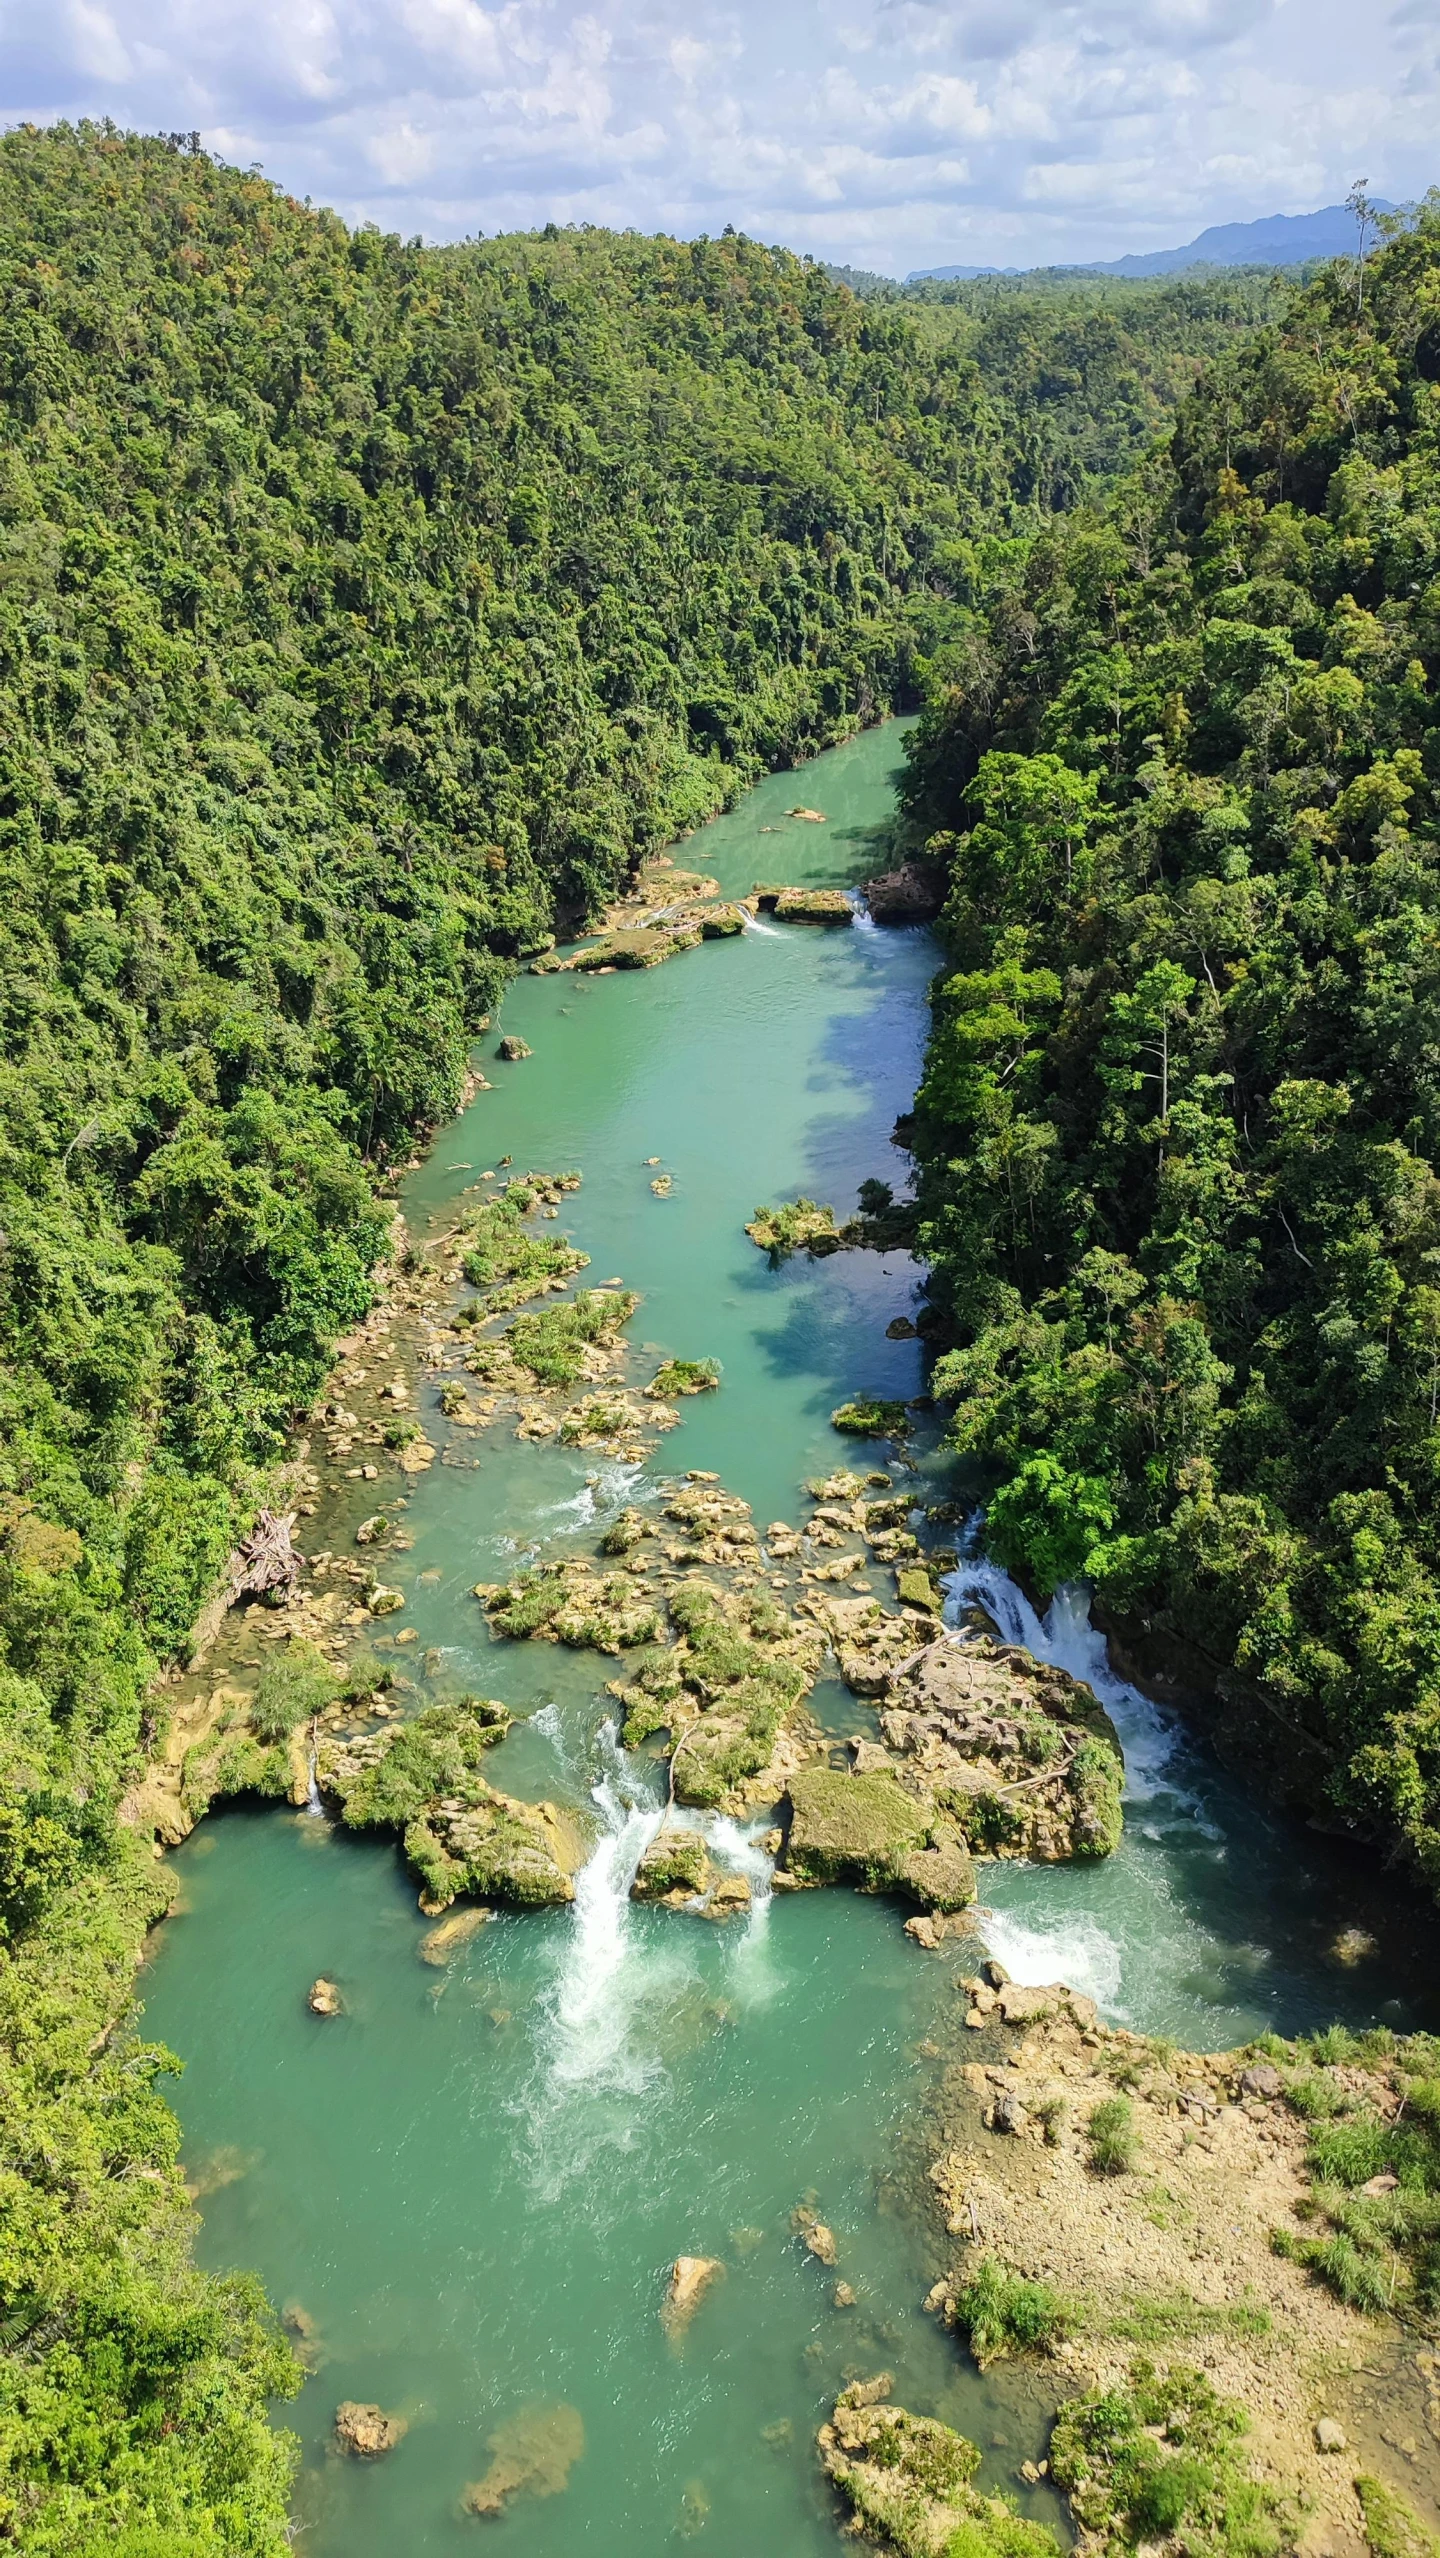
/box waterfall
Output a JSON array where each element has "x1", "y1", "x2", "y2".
[
  {"x1": 303, "y1": 1725, "x2": 324, "y2": 1818},
  {"x1": 939, "y1": 1522, "x2": 1206, "y2": 2016},
  {"x1": 942, "y1": 1521, "x2": 1182, "y2": 1805},
  {"x1": 522, "y1": 1724, "x2": 778, "y2": 2191},
  {"x1": 545, "y1": 1739, "x2": 667, "y2": 2099}
]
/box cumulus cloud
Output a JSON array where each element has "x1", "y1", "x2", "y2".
[{"x1": 0, "y1": 0, "x2": 1434, "y2": 272}]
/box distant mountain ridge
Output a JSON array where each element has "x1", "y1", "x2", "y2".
[{"x1": 909, "y1": 200, "x2": 1393, "y2": 285}]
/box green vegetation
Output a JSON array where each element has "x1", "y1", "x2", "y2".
[
  {"x1": 745, "y1": 1198, "x2": 843, "y2": 1260},
  {"x1": 823, "y1": 2387, "x2": 1062, "y2": 2558},
  {"x1": 1260, "y1": 2028, "x2": 1440, "y2": 2315},
  {"x1": 457, "y1": 1186, "x2": 588, "y2": 1312},
  {"x1": 483, "y1": 1562, "x2": 663, "y2": 1651},
  {"x1": 906, "y1": 200, "x2": 1440, "y2": 1890},
  {"x1": 249, "y1": 1638, "x2": 337, "y2": 1742},
  {"x1": 1104, "y1": 2294, "x2": 1272, "y2": 2345},
  {"x1": 1088, "y1": 2095, "x2": 1140, "y2": 2176},
  {"x1": 321, "y1": 1701, "x2": 510, "y2": 1832},
  {"x1": 630, "y1": 1830, "x2": 708, "y2": 1898},
  {"x1": 832, "y1": 1397, "x2": 911, "y2": 1437},
  {"x1": 834, "y1": 265, "x2": 1294, "y2": 511},
  {"x1": 949, "y1": 2256, "x2": 1069, "y2": 2366},
  {"x1": 504, "y1": 1290, "x2": 638, "y2": 1385},
  {"x1": 647, "y1": 1358, "x2": 720, "y2": 1398},
  {"x1": 1355, "y1": 2474, "x2": 1440, "y2": 2558},
  {"x1": 1050, "y1": 2362, "x2": 1288, "y2": 2558},
  {"x1": 0, "y1": 118, "x2": 1331, "y2": 2551}
]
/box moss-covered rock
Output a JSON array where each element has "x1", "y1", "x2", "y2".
[
  {"x1": 820, "y1": 2382, "x2": 1061, "y2": 2558},
  {"x1": 317, "y1": 1701, "x2": 510, "y2": 1830},
  {"x1": 182, "y1": 1735, "x2": 292, "y2": 1819},
  {"x1": 404, "y1": 1791, "x2": 581, "y2": 1910},
  {"x1": 896, "y1": 1566, "x2": 940, "y2": 1611},
  {"x1": 745, "y1": 1199, "x2": 842, "y2": 1261},
  {"x1": 783, "y1": 1766, "x2": 930, "y2": 1889},
  {"x1": 315, "y1": 1701, "x2": 577, "y2": 1909},
  {"x1": 483, "y1": 1562, "x2": 664, "y2": 1652},
  {"x1": 775, "y1": 887, "x2": 852, "y2": 922},
  {"x1": 648, "y1": 1359, "x2": 720, "y2": 1398},
  {"x1": 832, "y1": 1397, "x2": 910, "y2": 1437},
  {"x1": 630, "y1": 1831, "x2": 711, "y2": 1901}
]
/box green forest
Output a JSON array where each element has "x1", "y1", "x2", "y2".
[
  {"x1": 903, "y1": 199, "x2": 1440, "y2": 1896},
  {"x1": 0, "y1": 109, "x2": 1431, "y2": 2551}
]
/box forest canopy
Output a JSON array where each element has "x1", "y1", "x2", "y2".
[{"x1": 903, "y1": 197, "x2": 1440, "y2": 1892}]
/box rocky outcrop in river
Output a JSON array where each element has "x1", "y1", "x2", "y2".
[
  {"x1": 820, "y1": 2378, "x2": 1057, "y2": 2558},
  {"x1": 317, "y1": 1701, "x2": 584, "y2": 1908}
]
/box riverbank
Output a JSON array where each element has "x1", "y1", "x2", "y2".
[{"x1": 880, "y1": 1972, "x2": 1440, "y2": 2558}]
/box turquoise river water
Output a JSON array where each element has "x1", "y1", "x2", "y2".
[{"x1": 143, "y1": 721, "x2": 1440, "y2": 2554}]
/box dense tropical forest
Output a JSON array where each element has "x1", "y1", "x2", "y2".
[
  {"x1": 830, "y1": 263, "x2": 1294, "y2": 507},
  {"x1": 0, "y1": 107, "x2": 1423, "y2": 2552},
  {"x1": 904, "y1": 198, "x2": 1440, "y2": 1893}
]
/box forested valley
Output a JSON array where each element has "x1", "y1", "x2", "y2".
[{"x1": 0, "y1": 113, "x2": 1433, "y2": 2552}]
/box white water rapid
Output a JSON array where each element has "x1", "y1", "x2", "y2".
[
  {"x1": 939, "y1": 1523, "x2": 1205, "y2": 2019},
  {"x1": 522, "y1": 1722, "x2": 778, "y2": 2194}
]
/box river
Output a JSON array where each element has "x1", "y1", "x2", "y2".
[{"x1": 141, "y1": 719, "x2": 1440, "y2": 2554}]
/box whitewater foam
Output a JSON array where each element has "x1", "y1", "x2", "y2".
[{"x1": 942, "y1": 1528, "x2": 1184, "y2": 1808}]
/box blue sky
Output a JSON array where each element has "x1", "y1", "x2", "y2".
[{"x1": 1, "y1": 0, "x2": 1435, "y2": 274}]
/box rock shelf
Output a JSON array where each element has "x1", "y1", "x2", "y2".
[{"x1": 906, "y1": 1989, "x2": 1440, "y2": 2558}]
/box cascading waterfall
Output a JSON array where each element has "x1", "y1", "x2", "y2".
[
  {"x1": 939, "y1": 1522, "x2": 1207, "y2": 2017},
  {"x1": 523, "y1": 1723, "x2": 779, "y2": 2193},
  {"x1": 942, "y1": 1521, "x2": 1182, "y2": 1805}
]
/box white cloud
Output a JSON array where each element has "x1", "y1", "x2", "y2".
[{"x1": 0, "y1": 0, "x2": 1433, "y2": 273}]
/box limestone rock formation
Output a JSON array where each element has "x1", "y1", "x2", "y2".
[
  {"x1": 661, "y1": 2255, "x2": 724, "y2": 2338},
  {"x1": 334, "y1": 2402, "x2": 407, "y2": 2457},
  {"x1": 781, "y1": 1765, "x2": 976, "y2": 1912},
  {"x1": 820, "y1": 2383, "x2": 1058, "y2": 2558},
  {"x1": 317, "y1": 1701, "x2": 581, "y2": 1910},
  {"x1": 877, "y1": 1631, "x2": 1124, "y2": 1860},
  {"x1": 862, "y1": 861, "x2": 945, "y2": 924},
  {"x1": 630, "y1": 1831, "x2": 712, "y2": 1903}
]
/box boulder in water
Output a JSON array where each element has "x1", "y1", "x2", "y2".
[
  {"x1": 775, "y1": 886, "x2": 851, "y2": 923},
  {"x1": 793, "y1": 2205, "x2": 838, "y2": 2264},
  {"x1": 706, "y1": 1872, "x2": 752, "y2": 1918},
  {"x1": 862, "y1": 861, "x2": 945, "y2": 924},
  {"x1": 308, "y1": 1976, "x2": 343, "y2": 2017},
  {"x1": 496, "y1": 1035, "x2": 532, "y2": 1060},
  {"x1": 334, "y1": 2401, "x2": 407, "y2": 2457},
  {"x1": 631, "y1": 1832, "x2": 711, "y2": 1903},
  {"x1": 661, "y1": 2255, "x2": 724, "y2": 2338}
]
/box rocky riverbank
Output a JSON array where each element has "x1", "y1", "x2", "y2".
[{"x1": 831, "y1": 1972, "x2": 1440, "y2": 2558}]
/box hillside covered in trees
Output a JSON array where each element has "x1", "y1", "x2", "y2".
[
  {"x1": 904, "y1": 202, "x2": 1440, "y2": 1891},
  {"x1": 833, "y1": 264, "x2": 1294, "y2": 511}
]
